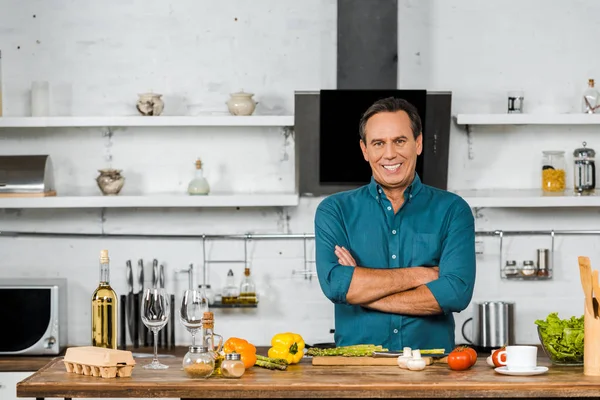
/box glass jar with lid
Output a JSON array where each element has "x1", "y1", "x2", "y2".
[
  {"x1": 221, "y1": 353, "x2": 246, "y2": 378},
  {"x1": 182, "y1": 346, "x2": 215, "y2": 379},
  {"x1": 541, "y1": 151, "x2": 566, "y2": 193},
  {"x1": 521, "y1": 260, "x2": 537, "y2": 277},
  {"x1": 573, "y1": 142, "x2": 596, "y2": 195}
]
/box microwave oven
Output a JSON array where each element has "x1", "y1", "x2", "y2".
[{"x1": 0, "y1": 278, "x2": 68, "y2": 355}]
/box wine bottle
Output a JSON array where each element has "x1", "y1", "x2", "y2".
[{"x1": 92, "y1": 249, "x2": 117, "y2": 348}]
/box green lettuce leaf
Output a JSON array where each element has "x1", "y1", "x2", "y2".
[{"x1": 534, "y1": 312, "x2": 584, "y2": 362}]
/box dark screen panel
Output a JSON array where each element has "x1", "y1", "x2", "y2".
[
  {"x1": 319, "y1": 89, "x2": 427, "y2": 186},
  {"x1": 0, "y1": 288, "x2": 51, "y2": 351}
]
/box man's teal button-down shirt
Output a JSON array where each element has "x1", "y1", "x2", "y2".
[{"x1": 314, "y1": 174, "x2": 476, "y2": 352}]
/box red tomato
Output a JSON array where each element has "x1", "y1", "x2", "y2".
[
  {"x1": 491, "y1": 347, "x2": 507, "y2": 368},
  {"x1": 448, "y1": 347, "x2": 474, "y2": 371},
  {"x1": 457, "y1": 346, "x2": 477, "y2": 364}
]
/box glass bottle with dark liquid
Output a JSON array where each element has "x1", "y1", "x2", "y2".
[
  {"x1": 238, "y1": 267, "x2": 258, "y2": 304},
  {"x1": 221, "y1": 269, "x2": 239, "y2": 304},
  {"x1": 92, "y1": 249, "x2": 117, "y2": 348}
]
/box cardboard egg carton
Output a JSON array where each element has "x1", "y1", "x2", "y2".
[{"x1": 63, "y1": 346, "x2": 136, "y2": 378}]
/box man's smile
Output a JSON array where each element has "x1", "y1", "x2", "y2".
[{"x1": 382, "y1": 163, "x2": 402, "y2": 172}]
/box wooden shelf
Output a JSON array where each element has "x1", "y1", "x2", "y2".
[
  {"x1": 0, "y1": 193, "x2": 299, "y2": 209},
  {"x1": 454, "y1": 188, "x2": 600, "y2": 208},
  {"x1": 455, "y1": 113, "x2": 600, "y2": 125},
  {"x1": 0, "y1": 115, "x2": 295, "y2": 128}
]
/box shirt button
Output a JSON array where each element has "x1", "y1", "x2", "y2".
[
  {"x1": 387, "y1": 206, "x2": 392, "y2": 211},
  {"x1": 392, "y1": 255, "x2": 397, "y2": 259},
  {"x1": 378, "y1": 189, "x2": 382, "y2": 193},
  {"x1": 392, "y1": 230, "x2": 397, "y2": 235},
  {"x1": 393, "y1": 329, "x2": 398, "y2": 334},
  {"x1": 376, "y1": 196, "x2": 379, "y2": 200}
]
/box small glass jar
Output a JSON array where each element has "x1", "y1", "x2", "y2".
[
  {"x1": 221, "y1": 353, "x2": 246, "y2": 378},
  {"x1": 503, "y1": 260, "x2": 519, "y2": 277},
  {"x1": 573, "y1": 142, "x2": 596, "y2": 195},
  {"x1": 182, "y1": 346, "x2": 215, "y2": 379},
  {"x1": 542, "y1": 151, "x2": 566, "y2": 193},
  {"x1": 521, "y1": 260, "x2": 537, "y2": 277}
]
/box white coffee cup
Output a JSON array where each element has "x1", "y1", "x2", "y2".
[{"x1": 496, "y1": 345, "x2": 537, "y2": 371}]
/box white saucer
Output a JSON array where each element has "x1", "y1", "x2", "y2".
[{"x1": 494, "y1": 366, "x2": 548, "y2": 376}]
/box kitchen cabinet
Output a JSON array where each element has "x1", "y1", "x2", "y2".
[
  {"x1": 454, "y1": 113, "x2": 600, "y2": 208},
  {"x1": 0, "y1": 372, "x2": 32, "y2": 400}
]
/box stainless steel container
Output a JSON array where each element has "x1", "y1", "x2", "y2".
[
  {"x1": 461, "y1": 301, "x2": 515, "y2": 349},
  {"x1": 0, "y1": 155, "x2": 55, "y2": 194}
]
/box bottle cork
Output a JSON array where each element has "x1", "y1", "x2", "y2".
[{"x1": 100, "y1": 249, "x2": 109, "y2": 263}]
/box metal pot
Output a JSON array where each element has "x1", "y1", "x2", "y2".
[{"x1": 461, "y1": 301, "x2": 515, "y2": 350}]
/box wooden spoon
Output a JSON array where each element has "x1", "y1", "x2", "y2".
[
  {"x1": 592, "y1": 270, "x2": 600, "y2": 319},
  {"x1": 578, "y1": 256, "x2": 594, "y2": 315}
]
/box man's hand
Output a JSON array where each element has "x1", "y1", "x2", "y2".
[{"x1": 335, "y1": 245, "x2": 357, "y2": 267}]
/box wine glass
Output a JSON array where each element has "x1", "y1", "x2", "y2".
[
  {"x1": 179, "y1": 289, "x2": 209, "y2": 346},
  {"x1": 141, "y1": 288, "x2": 170, "y2": 370}
]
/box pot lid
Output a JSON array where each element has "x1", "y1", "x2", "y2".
[
  {"x1": 230, "y1": 90, "x2": 254, "y2": 97},
  {"x1": 574, "y1": 141, "x2": 596, "y2": 158}
]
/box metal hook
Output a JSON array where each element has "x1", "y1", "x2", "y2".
[{"x1": 497, "y1": 230, "x2": 504, "y2": 277}]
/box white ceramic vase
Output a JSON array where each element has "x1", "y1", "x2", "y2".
[
  {"x1": 226, "y1": 91, "x2": 257, "y2": 116},
  {"x1": 136, "y1": 93, "x2": 164, "y2": 116}
]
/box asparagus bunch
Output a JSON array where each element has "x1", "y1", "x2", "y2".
[
  {"x1": 254, "y1": 354, "x2": 288, "y2": 370},
  {"x1": 419, "y1": 348, "x2": 446, "y2": 355},
  {"x1": 306, "y1": 344, "x2": 388, "y2": 357}
]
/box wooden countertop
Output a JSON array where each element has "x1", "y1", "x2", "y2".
[{"x1": 16, "y1": 354, "x2": 600, "y2": 399}]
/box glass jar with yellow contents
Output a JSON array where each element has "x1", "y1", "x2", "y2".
[{"x1": 541, "y1": 151, "x2": 566, "y2": 193}]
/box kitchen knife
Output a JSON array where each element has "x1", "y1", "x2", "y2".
[
  {"x1": 125, "y1": 260, "x2": 135, "y2": 345},
  {"x1": 159, "y1": 263, "x2": 165, "y2": 348},
  {"x1": 138, "y1": 259, "x2": 147, "y2": 347},
  {"x1": 149, "y1": 259, "x2": 158, "y2": 347},
  {"x1": 169, "y1": 293, "x2": 175, "y2": 350},
  {"x1": 152, "y1": 259, "x2": 159, "y2": 288},
  {"x1": 119, "y1": 294, "x2": 127, "y2": 350}
]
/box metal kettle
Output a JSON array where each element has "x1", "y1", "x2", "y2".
[{"x1": 461, "y1": 301, "x2": 515, "y2": 350}]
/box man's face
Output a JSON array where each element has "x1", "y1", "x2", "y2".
[{"x1": 360, "y1": 110, "x2": 422, "y2": 191}]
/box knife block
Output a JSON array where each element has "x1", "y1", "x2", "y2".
[{"x1": 584, "y1": 299, "x2": 600, "y2": 376}]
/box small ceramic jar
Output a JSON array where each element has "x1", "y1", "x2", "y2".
[
  {"x1": 136, "y1": 93, "x2": 164, "y2": 116},
  {"x1": 226, "y1": 91, "x2": 257, "y2": 116},
  {"x1": 96, "y1": 169, "x2": 125, "y2": 195},
  {"x1": 221, "y1": 353, "x2": 245, "y2": 378},
  {"x1": 182, "y1": 346, "x2": 215, "y2": 379}
]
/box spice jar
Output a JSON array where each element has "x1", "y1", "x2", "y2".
[
  {"x1": 573, "y1": 142, "x2": 596, "y2": 195},
  {"x1": 542, "y1": 151, "x2": 566, "y2": 193},
  {"x1": 520, "y1": 260, "x2": 537, "y2": 277},
  {"x1": 503, "y1": 260, "x2": 519, "y2": 277},
  {"x1": 182, "y1": 346, "x2": 215, "y2": 379},
  {"x1": 536, "y1": 249, "x2": 550, "y2": 278},
  {"x1": 221, "y1": 353, "x2": 246, "y2": 378}
]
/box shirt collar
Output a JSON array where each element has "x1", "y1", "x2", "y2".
[{"x1": 367, "y1": 173, "x2": 424, "y2": 201}]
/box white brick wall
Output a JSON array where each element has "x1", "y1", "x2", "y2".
[{"x1": 0, "y1": 0, "x2": 596, "y2": 349}]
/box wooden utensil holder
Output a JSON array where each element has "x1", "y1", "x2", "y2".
[{"x1": 584, "y1": 299, "x2": 600, "y2": 376}]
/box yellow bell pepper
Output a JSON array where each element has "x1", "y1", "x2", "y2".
[{"x1": 267, "y1": 332, "x2": 305, "y2": 364}]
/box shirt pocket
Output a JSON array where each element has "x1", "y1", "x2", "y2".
[{"x1": 412, "y1": 233, "x2": 441, "y2": 267}]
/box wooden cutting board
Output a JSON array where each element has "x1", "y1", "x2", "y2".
[{"x1": 311, "y1": 355, "x2": 434, "y2": 366}]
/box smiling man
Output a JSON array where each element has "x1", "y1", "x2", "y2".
[{"x1": 314, "y1": 97, "x2": 476, "y2": 352}]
